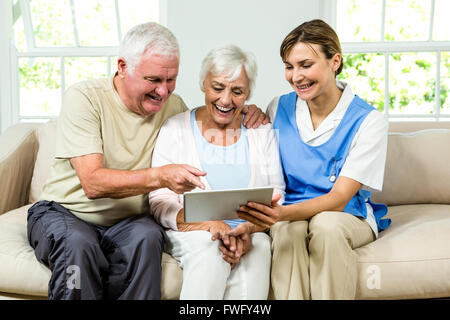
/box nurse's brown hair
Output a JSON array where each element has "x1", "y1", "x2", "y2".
[{"x1": 280, "y1": 19, "x2": 343, "y2": 76}]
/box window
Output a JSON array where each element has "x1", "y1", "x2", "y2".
[
  {"x1": 9, "y1": 0, "x2": 161, "y2": 124},
  {"x1": 336, "y1": 0, "x2": 450, "y2": 120}
]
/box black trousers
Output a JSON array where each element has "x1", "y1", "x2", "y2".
[{"x1": 27, "y1": 201, "x2": 167, "y2": 300}]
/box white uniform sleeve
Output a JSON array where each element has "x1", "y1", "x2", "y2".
[
  {"x1": 265, "y1": 96, "x2": 280, "y2": 123},
  {"x1": 339, "y1": 110, "x2": 388, "y2": 192},
  {"x1": 264, "y1": 124, "x2": 286, "y2": 205},
  {"x1": 149, "y1": 118, "x2": 184, "y2": 231},
  {"x1": 264, "y1": 96, "x2": 285, "y2": 203}
]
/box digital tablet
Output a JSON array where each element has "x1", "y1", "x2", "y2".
[{"x1": 183, "y1": 186, "x2": 274, "y2": 223}]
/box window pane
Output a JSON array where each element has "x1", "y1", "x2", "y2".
[
  {"x1": 13, "y1": 13, "x2": 26, "y2": 52},
  {"x1": 74, "y1": 0, "x2": 118, "y2": 46},
  {"x1": 118, "y1": 0, "x2": 160, "y2": 37},
  {"x1": 385, "y1": 0, "x2": 431, "y2": 41},
  {"x1": 19, "y1": 58, "x2": 61, "y2": 117},
  {"x1": 29, "y1": 0, "x2": 75, "y2": 47},
  {"x1": 20, "y1": 118, "x2": 53, "y2": 123},
  {"x1": 64, "y1": 57, "x2": 108, "y2": 89},
  {"x1": 336, "y1": 0, "x2": 382, "y2": 42},
  {"x1": 339, "y1": 53, "x2": 385, "y2": 111},
  {"x1": 389, "y1": 52, "x2": 436, "y2": 114},
  {"x1": 433, "y1": 0, "x2": 450, "y2": 41},
  {"x1": 110, "y1": 56, "x2": 118, "y2": 76},
  {"x1": 441, "y1": 52, "x2": 450, "y2": 113}
]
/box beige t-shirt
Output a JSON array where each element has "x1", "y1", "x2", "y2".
[{"x1": 39, "y1": 75, "x2": 188, "y2": 226}]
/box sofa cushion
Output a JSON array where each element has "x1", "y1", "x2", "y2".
[
  {"x1": 28, "y1": 121, "x2": 57, "y2": 204},
  {"x1": 0, "y1": 205, "x2": 50, "y2": 296},
  {"x1": 0, "y1": 123, "x2": 40, "y2": 214},
  {"x1": 372, "y1": 130, "x2": 450, "y2": 206},
  {"x1": 0, "y1": 205, "x2": 183, "y2": 299},
  {"x1": 355, "y1": 204, "x2": 450, "y2": 299}
]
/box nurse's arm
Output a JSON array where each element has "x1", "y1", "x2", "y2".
[
  {"x1": 280, "y1": 176, "x2": 362, "y2": 221},
  {"x1": 238, "y1": 176, "x2": 362, "y2": 227}
]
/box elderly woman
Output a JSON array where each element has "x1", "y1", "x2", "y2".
[{"x1": 149, "y1": 45, "x2": 284, "y2": 300}]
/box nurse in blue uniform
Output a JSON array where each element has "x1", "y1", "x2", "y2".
[{"x1": 234, "y1": 19, "x2": 391, "y2": 299}]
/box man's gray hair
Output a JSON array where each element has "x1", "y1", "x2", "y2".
[
  {"x1": 199, "y1": 45, "x2": 258, "y2": 98},
  {"x1": 119, "y1": 22, "x2": 180, "y2": 75}
]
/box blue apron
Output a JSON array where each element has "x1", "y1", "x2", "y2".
[{"x1": 273, "y1": 92, "x2": 391, "y2": 232}]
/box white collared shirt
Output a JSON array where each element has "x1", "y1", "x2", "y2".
[{"x1": 266, "y1": 81, "x2": 388, "y2": 238}]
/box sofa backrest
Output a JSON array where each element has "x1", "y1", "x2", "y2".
[
  {"x1": 372, "y1": 122, "x2": 450, "y2": 206},
  {"x1": 28, "y1": 120, "x2": 450, "y2": 207},
  {"x1": 29, "y1": 120, "x2": 57, "y2": 204}
]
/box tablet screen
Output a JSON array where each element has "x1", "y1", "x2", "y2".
[{"x1": 183, "y1": 187, "x2": 274, "y2": 223}]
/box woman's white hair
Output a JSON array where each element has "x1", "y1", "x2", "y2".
[
  {"x1": 119, "y1": 22, "x2": 180, "y2": 75},
  {"x1": 199, "y1": 45, "x2": 258, "y2": 99}
]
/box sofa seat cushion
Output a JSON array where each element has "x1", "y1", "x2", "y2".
[
  {"x1": 0, "y1": 205, "x2": 50, "y2": 297},
  {"x1": 0, "y1": 206, "x2": 183, "y2": 299},
  {"x1": 355, "y1": 204, "x2": 450, "y2": 299}
]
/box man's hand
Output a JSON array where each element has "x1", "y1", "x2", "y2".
[
  {"x1": 242, "y1": 104, "x2": 270, "y2": 128},
  {"x1": 158, "y1": 164, "x2": 206, "y2": 194}
]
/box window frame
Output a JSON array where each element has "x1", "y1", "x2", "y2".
[
  {"x1": 334, "y1": 0, "x2": 450, "y2": 120},
  {"x1": 0, "y1": 0, "x2": 166, "y2": 132}
]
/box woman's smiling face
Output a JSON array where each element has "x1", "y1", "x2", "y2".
[
  {"x1": 203, "y1": 67, "x2": 250, "y2": 128},
  {"x1": 284, "y1": 42, "x2": 340, "y2": 102}
]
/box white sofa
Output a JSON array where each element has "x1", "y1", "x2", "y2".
[{"x1": 0, "y1": 120, "x2": 450, "y2": 299}]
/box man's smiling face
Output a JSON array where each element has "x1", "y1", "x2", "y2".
[{"x1": 120, "y1": 53, "x2": 179, "y2": 116}]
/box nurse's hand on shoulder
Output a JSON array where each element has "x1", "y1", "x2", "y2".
[
  {"x1": 237, "y1": 194, "x2": 282, "y2": 229},
  {"x1": 242, "y1": 104, "x2": 270, "y2": 128}
]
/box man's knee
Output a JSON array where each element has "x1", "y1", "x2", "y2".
[
  {"x1": 65, "y1": 228, "x2": 102, "y2": 256},
  {"x1": 119, "y1": 216, "x2": 167, "y2": 255}
]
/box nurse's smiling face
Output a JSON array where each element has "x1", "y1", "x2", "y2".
[{"x1": 284, "y1": 42, "x2": 341, "y2": 102}]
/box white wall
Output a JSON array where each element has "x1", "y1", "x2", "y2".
[{"x1": 166, "y1": 0, "x2": 323, "y2": 111}]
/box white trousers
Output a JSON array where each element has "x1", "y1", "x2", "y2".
[{"x1": 166, "y1": 230, "x2": 271, "y2": 300}]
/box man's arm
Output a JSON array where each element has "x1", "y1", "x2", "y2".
[{"x1": 70, "y1": 153, "x2": 205, "y2": 199}]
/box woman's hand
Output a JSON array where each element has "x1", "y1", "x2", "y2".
[
  {"x1": 176, "y1": 209, "x2": 230, "y2": 234},
  {"x1": 241, "y1": 104, "x2": 270, "y2": 128},
  {"x1": 208, "y1": 221, "x2": 232, "y2": 241},
  {"x1": 219, "y1": 222, "x2": 255, "y2": 268},
  {"x1": 237, "y1": 194, "x2": 282, "y2": 229}
]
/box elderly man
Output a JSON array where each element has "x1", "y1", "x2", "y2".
[{"x1": 27, "y1": 22, "x2": 267, "y2": 300}]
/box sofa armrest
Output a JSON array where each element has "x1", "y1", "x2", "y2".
[{"x1": 0, "y1": 123, "x2": 41, "y2": 215}]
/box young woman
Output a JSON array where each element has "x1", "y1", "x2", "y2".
[{"x1": 234, "y1": 19, "x2": 391, "y2": 300}]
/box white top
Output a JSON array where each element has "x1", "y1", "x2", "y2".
[
  {"x1": 266, "y1": 81, "x2": 388, "y2": 238},
  {"x1": 149, "y1": 109, "x2": 286, "y2": 231}
]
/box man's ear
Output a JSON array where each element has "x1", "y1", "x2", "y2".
[{"x1": 117, "y1": 57, "x2": 127, "y2": 78}]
